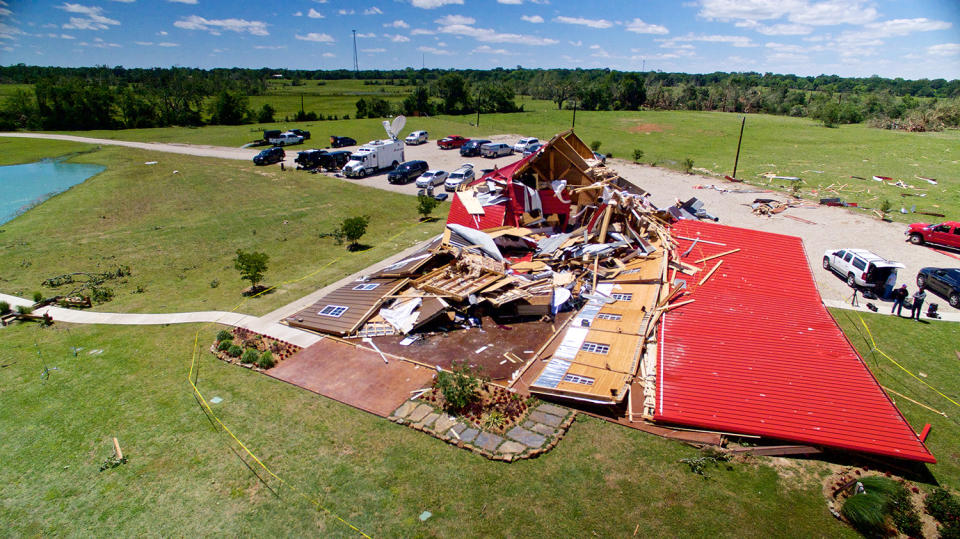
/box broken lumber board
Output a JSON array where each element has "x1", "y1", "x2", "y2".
[
  {"x1": 698, "y1": 260, "x2": 723, "y2": 286},
  {"x1": 693, "y1": 248, "x2": 740, "y2": 264},
  {"x1": 661, "y1": 299, "x2": 694, "y2": 312},
  {"x1": 113, "y1": 437, "x2": 123, "y2": 460},
  {"x1": 783, "y1": 214, "x2": 817, "y2": 225},
  {"x1": 677, "y1": 235, "x2": 726, "y2": 246}
]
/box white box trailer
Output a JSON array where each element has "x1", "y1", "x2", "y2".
[{"x1": 342, "y1": 138, "x2": 405, "y2": 178}]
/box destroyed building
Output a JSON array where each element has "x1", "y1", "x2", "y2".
[{"x1": 285, "y1": 131, "x2": 935, "y2": 464}]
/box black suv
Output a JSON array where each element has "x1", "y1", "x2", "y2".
[
  {"x1": 330, "y1": 136, "x2": 356, "y2": 148},
  {"x1": 295, "y1": 149, "x2": 352, "y2": 171},
  {"x1": 460, "y1": 139, "x2": 491, "y2": 157},
  {"x1": 253, "y1": 146, "x2": 285, "y2": 165},
  {"x1": 387, "y1": 160, "x2": 428, "y2": 184},
  {"x1": 289, "y1": 128, "x2": 311, "y2": 140}
]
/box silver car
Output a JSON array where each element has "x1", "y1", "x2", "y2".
[
  {"x1": 481, "y1": 143, "x2": 513, "y2": 158},
  {"x1": 416, "y1": 169, "x2": 449, "y2": 188},
  {"x1": 444, "y1": 164, "x2": 475, "y2": 191},
  {"x1": 404, "y1": 130, "x2": 428, "y2": 145}
]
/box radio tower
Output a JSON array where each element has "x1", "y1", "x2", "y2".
[{"x1": 352, "y1": 30, "x2": 359, "y2": 74}]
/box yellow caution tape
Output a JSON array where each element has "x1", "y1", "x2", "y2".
[
  {"x1": 187, "y1": 222, "x2": 429, "y2": 537},
  {"x1": 855, "y1": 312, "x2": 960, "y2": 409}
]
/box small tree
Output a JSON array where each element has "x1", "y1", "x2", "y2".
[
  {"x1": 436, "y1": 361, "x2": 480, "y2": 414},
  {"x1": 879, "y1": 199, "x2": 892, "y2": 220},
  {"x1": 681, "y1": 157, "x2": 694, "y2": 174},
  {"x1": 0, "y1": 301, "x2": 10, "y2": 314},
  {"x1": 633, "y1": 149, "x2": 644, "y2": 163},
  {"x1": 340, "y1": 216, "x2": 370, "y2": 250},
  {"x1": 590, "y1": 140, "x2": 602, "y2": 152},
  {"x1": 417, "y1": 195, "x2": 440, "y2": 220},
  {"x1": 257, "y1": 103, "x2": 275, "y2": 123},
  {"x1": 234, "y1": 249, "x2": 269, "y2": 291}
]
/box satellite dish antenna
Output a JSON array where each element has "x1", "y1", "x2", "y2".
[{"x1": 383, "y1": 115, "x2": 406, "y2": 140}]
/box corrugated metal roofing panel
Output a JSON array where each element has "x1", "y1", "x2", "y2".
[{"x1": 656, "y1": 220, "x2": 934, "y2": 463}]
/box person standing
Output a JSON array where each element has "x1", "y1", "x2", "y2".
[
  {"x1": 883, "y1": 270, "x2": 898, "y2": 299},
  {"x1": 891, "y1": 285, "x2": 908, "y2": 317},
  {"x1": 911, "y1": 287, "x2": 927, "y2": 321}
]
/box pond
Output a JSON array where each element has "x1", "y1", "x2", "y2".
[{"x1": 0, "y1": 159, "x2": 105, "y2": 225}]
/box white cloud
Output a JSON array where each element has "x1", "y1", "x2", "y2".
[
  {"x1": 387, "y1": 33, "x2": 410, "y2": 42},
  {"x1": 436, "y1": 22, "x2": 558, "y2": 45},
  {"x1": 293, "y1": 10, "x2": 302, "y2": 16},
  {"x1": 307, "y1": 8, "x2": 324, "y2": 18},
  {"x1": 322, "y1": 52, "x2": 335, "y2": 57},
  {"x1": 157, "y1": 30, "x2": 167, "y2": 35},
  {"x1": 625, "y1": 18, "x2": 668, "y2": 35},
  {"x1": 174, "y1": 15, "x2": 268, "y2": 35},
  {"x1": 109, "y1": 0, "x2": 135, "y2": 3},
  {"x1": 254, "y1": 44, "x2": 287, "y2": 49},
  {"x1": 168, "y1": 0, "x2": 197, "y2": 4},
  {"x1": 498, "y1": 0, "x2": 522, "y2": 3},
  {"x1": 158, "y1": 41, "x2": 178, "y2": 46},
  {"x1": 568, "y1": 40, "x2": 581, "y2": 46},
  {"x1": 554, "y1": 16, "x2": 612, "y2": 29},
  {"x1": 765, "y1": 41, "x2": 804, "y2": 53},
  {"x1": 0, "y1": 21, "x2": 23, "y2": 40},
  {"x1": 698, "y1": 0, "x2": 878, "y2": 27},
  {"x1": 436, "y1": 14, "x2": 475, "y2": 25},
  {"x1": 660, "y1": 33, "x2": 756, "y2": 48},
  {"x1": 789, "y1": 1, "x2": 877, "y2": 26},
  {"x1": 59, "y1": 33, "x2": 75, "y2": 39},
  {"x1": 410, "y1": 28, "x2": 432, "y2": 35},
  {"x1": 418, "y1": 45, "x2": 453, "y2": 55},
  {"x1": 338, "y1": 9, "x2": 354, "y2": 15},
  {"x1": 411, "y1": 0, "x2": 463, "y2": 8},
  {"x1": 134, "y1": 40, "x2": 179, "y2": 46},
  {"x1": 0, "y1": 6, "x2": 10, "y2": 16},
  {"x1": 384, "y1": 20, "x2": 409, "y2": 28},
  {"x1": 473, "y1": 44, "x2": 509, "y2": 54},
  {"x1": 521, "y1": 15, "x2": 543, "y2": 23},
  {"x1": 361, "y1": 47, "x2": 386, "y2": 53},
  {"x1": 736, "y1": 20, "x2": 811, "y2": 35},
  {"x1": 364, "y1": 6, "x2": 383, "y2": 15},
  {"x1": 865, "y1": 18, "x2": 952, "y2": 36},
  {"x1": 356, "y1": 32, "x2": 376, "y2": 38},
  {"x1": 295, "y1": 32, "x2": 334, "y2": 42},
  {"x1": 59, "y1": 3, "x2": 121, "y2": 31},
  {"x1": 928, "y1": 43, "x2": 960, "y2": 56}
]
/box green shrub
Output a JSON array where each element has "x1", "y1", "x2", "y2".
[
  {"x1": 841, "y1": 493, "x2": 888, "y2": 536},
  {"x1": 926, "y1": 488, "x2": 960, "y2": 524},
  {"x1": 217, "y1": 340, "x2": 232, "y2": 352},
  {"x1": 32, "y1": 291, "x2": 43, "y2": 303},
  {"x1": 227, "y1": 345, "x2": 243, "y2": 358},
  {"x1": 216, "y1": 330, "x2": 233, "y2": 343},
  {"x1": 258, "y1": 351, "x2": 275, "y2": 369},
  {"x1": 436, "y1": 361, "x2": 480, "y2": 414},
  {"x1": 589, "y1": 140, "x2": 602, "y2": 151},
  {"x1": 90, "y1": 287, "x2": 114, "y2": 304},
  {"x1": 0, "y1": 301, "x2": 9, "y2": 314},
  {"x1": 682, "y1": 157, "x2": 694, "y2": 174},
  {"x1": 210, "y1": 279, "x2": 220, "y2": 288},
  {"x1": 632, "y1": 149, "x2": 644, "y2": 162},
  {"x1": 241, "y1": 349, "x2": 259, "y2": 364},
  {"x1": 418, "y1": 195, "x2": 440, "y2": 219},
  {"x1": 16, "y1": 304, "x2": 33, "y2": 315}
]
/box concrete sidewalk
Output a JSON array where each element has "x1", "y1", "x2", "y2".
[{"x1": 823, "y1": 299, "x2": 960, "y2": 322}]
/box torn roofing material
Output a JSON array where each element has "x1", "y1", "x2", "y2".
[
  {"x1": 285, "y1": 278, "x2": 409, "y2": 336},
  {"x1": 656, "y1": 220, "x2": 935, "y2": 463}
]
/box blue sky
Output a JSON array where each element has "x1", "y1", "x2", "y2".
[{"x1": 1, "y1": 0, "x2": 958, "y2": 79}]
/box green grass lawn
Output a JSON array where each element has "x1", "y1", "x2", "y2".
[
  {"x1": 831, "y1": 308, "x2": 960, "y2": 491},
  {"x1": 0, "y1": 322, "x2": 855, "y2": 537},
  {"x1": 0, "y1": 139, "x2": 445, "y2": 315}
]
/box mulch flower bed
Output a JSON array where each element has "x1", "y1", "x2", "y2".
[
  {"x1": 210, "y1": 327, "x2": 301, "y2": 371},
  {"x1": 419, "y1": 382, "x2": 535, "y2": 435}
]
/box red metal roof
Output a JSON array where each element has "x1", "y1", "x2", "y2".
[
  {"x1": 445, "y1": 193, "x2": 507, "y2": 230},
  {"x1": 657, "y1": 220, "x2": 935, "y2": 463}
]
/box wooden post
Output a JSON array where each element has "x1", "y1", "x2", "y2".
[
  {"x1": 598, "y1": 206, "x2": 613, "y2": 244},
  {"x1": 112, "y1": 437, "x2": 123, "y2": 460}
]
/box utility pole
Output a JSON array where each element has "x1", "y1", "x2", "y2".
[
  {"x1": 352, "y1": 30, "x2": 359, "y2": 75},
  {"x1": 476, "y1": 90, "x2": 481, "y2": 127},
  {"x1": 572, "y1": 99, "x2": 577, "y2": 129},
  {"x1": 732, "y1": 116, "x2": 746, "y2": 179}
]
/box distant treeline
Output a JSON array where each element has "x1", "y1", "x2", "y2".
[{"x1": 0, "y1": 64, "x2": 957, "y2": 132}]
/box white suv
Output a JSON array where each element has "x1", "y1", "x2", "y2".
[
  {"x1": 444, "y1": 164, "x2": 475, "y2": 191},
  {"x1": 513, "y1": 137, "x2": 539, "y2": 153},
  {"x1": 822, "y1": 248, "x2": 904, "y2": 289},
  {"x1": 416, "y1": 169, "x2": 448, "y2": 188},
  {"x1": 405, "y1": 130, "x2": 428, "y2": 145}
]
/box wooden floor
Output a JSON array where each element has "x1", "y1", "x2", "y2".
[{"x1": 267, "y1": 338, "x2": 435, "y2": 417}]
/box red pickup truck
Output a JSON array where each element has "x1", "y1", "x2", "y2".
[
  {"x1": 906, "y1": 221, "x2": 960, "y2": 249},
  {"x1": 437, "y1": 135, "x2": 470, "y2": 149}
]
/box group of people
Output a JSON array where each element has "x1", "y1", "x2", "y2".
[{"x1": 888, "y1": 282, "x2": 928, "y2": 321}]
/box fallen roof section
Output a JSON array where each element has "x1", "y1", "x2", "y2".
[{"x1": 655, "y1": 220, "x2": 935, "y2": 463}]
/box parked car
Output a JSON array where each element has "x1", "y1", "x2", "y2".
[
  {"x1": 592, "y1": 151, "x2": 607, "y2": 164},
  {"x1": 253, "y1": 146, "x2": 285, "y2": 165},
  {"x1": 404, "y1": 130, "x2": 428, "y2": 145},
  {"x1": 295, "y1": 149, "x2": 351, "y2": 171},
  {"x1": 271, "y1": 132, "x2": 304, "y2": 146},
  {"x1": 460, "y1": 139, "x2": 491, "y2": 157},
  {"x1": 415, "y1": 169, "x2": 448, "y2": 189},
  {"x1": 387, "y1": 160, "x2": 429, "y2": 184},
  {"x1": 513, "y1": 137, "x2": 539, "y2": 153},
  {"x1": 522, "y1": 142, "x2": 543, "y2": 157},
  {"x1": 438, "y1": 135, "x2": 470, "y2": 149},
  {"x1": 481, "y1": 142, "x2": 513, "y2": 158},
  {"x1": 289, "y1": 128, "x2": 311, "y2": 140},
  {"x1": 330, "y1": 136, "x2": 357, "y2": 148},
  {"x1": 822, "y1": 248, "x2": 904, "y2": 289},
  {"x1": 444, "y1": 164, "x2": 475, "y2": 191},
  {"x1": 917, "y1": 267, "x2": 960, "y2": 308},
  {"x1": 906, "y1": 221, "x2": 960, "y2": 249}
]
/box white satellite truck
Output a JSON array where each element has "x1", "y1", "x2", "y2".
[{"x1": 342, "y1": 116, "x2": 406, "y2": 178}]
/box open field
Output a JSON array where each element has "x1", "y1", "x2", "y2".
[
  {"x1": 0, "y1": 140, "x2": 445, "y2": 316},
  {"x1": 0, "y1": 320, "x2": 858, "y2": 537},
  {"x1": 249, "y1": 79, "x2": 415, "y2": 120},
  {"x1": 832, "y1": 308, "x2": 960, "y2": 490},
  {"x1": 41, "y1": 109, "x2": 959, "y2": 221}
]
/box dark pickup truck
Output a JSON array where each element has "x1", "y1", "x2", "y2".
[{"x1": 295, "y1": 149, "x2": 352, "y2": 171}]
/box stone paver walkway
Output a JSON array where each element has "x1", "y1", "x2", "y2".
[{"x1": 390, "y1": 401, "x2": 576, "y2": 461}]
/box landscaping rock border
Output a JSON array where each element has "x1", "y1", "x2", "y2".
[{"x1": 390, "y1": 400, "x2": 576, "y2": 461}]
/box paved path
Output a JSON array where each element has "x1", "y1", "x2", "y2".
[
  {"x1": 0, "y1": 132, "x2": 256, "y2": 161},
  {"x1": 823, "y1": 299, "x2": 960, "y2": 322}
]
